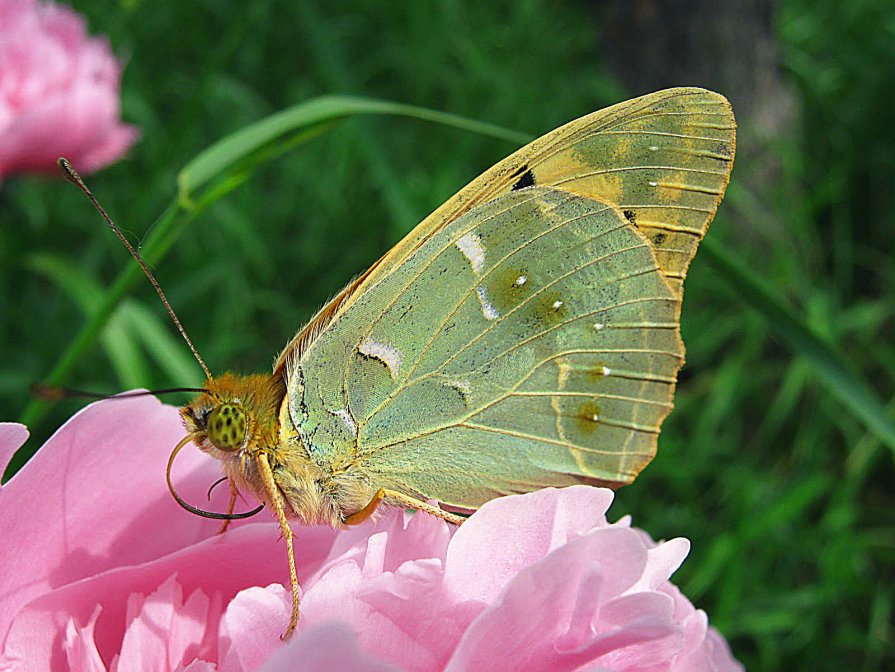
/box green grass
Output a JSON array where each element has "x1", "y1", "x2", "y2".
[{"x1": 1, "y1": 1, "x2": 892, "y2": 669}]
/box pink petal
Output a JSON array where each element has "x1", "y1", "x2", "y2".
[
  {"x1": 2, "y1": 521, "x2": 336, "y2": 670},
  {"x1": 1, "y1": 404, "x2": 744, "y2": 671},
  {"x1": 447, "y1": 527, "x2": 669, "y2": 672},
  {"x1": 0, "y1": 86, "x2": 115, "y2": 173},
  {"x1": 0, "y1": 423, "x2": 28, "y2": 477},
  {"x1": 698, "y1": 627, "x2": 746, "y2": 672},
  {"x1": 301, "y1": 536, "x2": 440, "y2": 671},
  {"x1": 76, "y1": 123, "x2": 140, "y2": 173},
  {"x1": 113, "y1": 575, "x2": 210, "y2": 672},
  {"x1": 176, "y1": 662, "x2": 217, "y2": 672},
  {"x1": 444, "y1": 486, "x2": 615, "y2": 604},
  {"x1": 259, "y1": 622, "x2": 399, "y2": 672},
  {"x1": 0, "y1": 396, "x2": 218, "y2": 641},
  {"x1": 63, "y1": 605, "x2": 105, "y2": 672},
  {"x1": 355, "y1": 558, "x2": 479, "y2": 671},
  {"x1": 218, "y1": 585, "x2": 291, "y2": 672},
  {"x1": 325, "y1": 505, "x2": 453, "y2": 574},
  {"x1": 627, "y1": 537, "x2": 691, "y2": 593},
  {"x1": 599, "y1": 591, "x2": 676, "y2": 629},
  {"x1": 660, "y1": 584, "x2": 745, "y2": 672},
  {"x1": 0, "y1": 0, "x2": 137, "y2": 179}
]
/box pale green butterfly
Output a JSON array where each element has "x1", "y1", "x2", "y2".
[{"x1": 171, "y1": 87, "x2": 736, "y2": 636}]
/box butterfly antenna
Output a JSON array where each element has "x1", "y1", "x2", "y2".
[
  {"x1": 58, "y1": 158, "x2": 213, "y2": 381},
  {"x1": 31, "y1": 383, "x2": 208, "y2": 401}
]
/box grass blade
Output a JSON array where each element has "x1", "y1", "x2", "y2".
[{"x1": 701, "y1": 236, "x2": 895, "y2": 456}]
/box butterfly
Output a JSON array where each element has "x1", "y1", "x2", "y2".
[{"x1": 169, "y1": 87, "x2": 736, "y2": 637}]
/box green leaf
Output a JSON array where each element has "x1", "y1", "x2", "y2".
[
  {"x1": 701, "y1": 236, "x2": 895, "y2": 456},
  {"x1": 177, "y1": 95, "x2": 530, "y2": 208},
  {"x1": 26, "y1": 254, "x2": 151, "y2": 388},
  {"x1": 121, "y1": 301, "x2": 205, "y2": 386}
]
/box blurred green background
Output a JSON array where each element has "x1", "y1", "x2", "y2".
[{"x1": 2, "y1": 1, "x2": 893, "y2": 669}]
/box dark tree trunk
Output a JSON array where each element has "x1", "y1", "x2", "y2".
[{"x1": 594, "y1": 0, "x2": 797, "y2": 231}]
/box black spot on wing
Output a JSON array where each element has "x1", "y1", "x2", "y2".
[
  {"x1": 623, "y1": 209, "x2": 637, "y2": 226},
  {"x1": 713, "y1": 142, "x2": 732, "y2": 160},
  {"x1": 512, "y1": 168, "x2": 535, "y2": 191}
]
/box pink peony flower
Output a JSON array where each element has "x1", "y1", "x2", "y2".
[
  {"x1": 0, "y1": 0, "x2": 138, "y2": 182},
  {"x1": 0, "y1": 396, "x2": 743, "y2": 671}
]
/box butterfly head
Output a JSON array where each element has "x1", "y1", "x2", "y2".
[
  {"x1": 165, "y1": 372, "x2": 284, "y2": 523},
  {"x1": 180, "y1": 372, "x2": 285, "y2": 459}
]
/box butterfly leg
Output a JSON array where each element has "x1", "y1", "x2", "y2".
[
  {"x1": 256, "y1": 452, "x2": 300, "y2": 639},
  {"x1": 344, "y1": 488, "x2": 385, "y2": 525},
  {"x1": 216, "y1": 478, "x2": 239, "y2": 535},
  {"x1": 381, "y1": 488, "x2": 467, "y2": 526}
]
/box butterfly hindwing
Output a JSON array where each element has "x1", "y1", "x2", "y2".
[
  {"x1": 290, "y1": 187, "x2": 678, "y2": 508},
  {"x1": 280, "y1": 88, "x2": 735, "y2": 510}
]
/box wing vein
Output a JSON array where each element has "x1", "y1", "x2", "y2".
[{"x1": 512, "y1": 390, "x2": 674, "y2": 408}]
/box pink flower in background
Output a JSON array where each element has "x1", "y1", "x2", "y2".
[
  {"x1": 0, "y1": 0, "x2": 138, "y2": 182},
  {"x1": 0, "y1": 397, "x2": 743, "y2": 671}
]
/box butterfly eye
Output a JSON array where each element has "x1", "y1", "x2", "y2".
[{"x1": 206, "y1": 403, "x2": 247, "y2": 452}]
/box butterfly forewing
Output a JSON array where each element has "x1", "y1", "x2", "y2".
[{"x1": 338, "y1": 88, "x2": 734, "y2": 308}]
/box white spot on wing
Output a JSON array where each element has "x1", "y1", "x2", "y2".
[
  {"x1": 648, "y1": 180, "x2": 658, "y2": 187},
  {"x1": 457, "y1": 232, "x2": 486, "y2": 274},
  {"x1": 602, "y1": 366, "x2": 612, "y2": 377},
  {"x1": 447, "y1": 379, "x2": 471, "y2": 395},
  {"x1": 515, "y1": 275, "x2": 527, "y2": 286},
  {"x1": 329, "y1": 408, "x2": 357, "y2": 436},
  {"x1": 552, "y1": 299, "x2": 564, "y2": 309},
  {"x1": 594, "y1": 322, "x2": 605, "y2": 331},
  {"x1": 476, "y1": 286, "x2": 499, "y2": 320},
  {"x1": 358, "y1": 338, "x2": 404, "y2": 379},
  {"x1": 445, "y1": 379, "x2": 472, "y2": 405}
]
